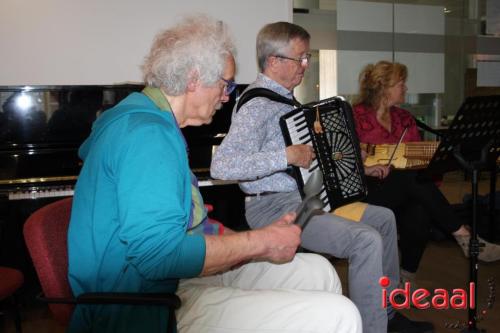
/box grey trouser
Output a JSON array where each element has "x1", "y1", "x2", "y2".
[{"x1": 245, "y1": 191, "x2": 399, "y2": 333}]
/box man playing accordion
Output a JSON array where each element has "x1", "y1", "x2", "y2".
[{"x1": 211, "y1": 21, "x2": 434, "y2": 333}]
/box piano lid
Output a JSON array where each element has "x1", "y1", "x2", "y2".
[
  {"x1": 0, "y1": 85, "x2": 144, "y2": 184},
  {"x1": 0, "y1": 84, "x2": 246, "y2": 184},
  {"x1": 0, "y1": 85, "x2": 144, "y2": 146}
]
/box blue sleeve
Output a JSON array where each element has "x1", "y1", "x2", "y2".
[{"x1": 114, "y1": 119, "x2": 205, "y2": 280}]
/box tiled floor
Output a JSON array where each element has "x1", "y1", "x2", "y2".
[{"x1": 1, "y1": 171, "x2": 499, "y2": 333}]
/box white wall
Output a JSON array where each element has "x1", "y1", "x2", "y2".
[
  {"x1": 486, "y1": 0, "x2": 500, "y2": 35},
  {"x1": 477, "y1": 61, "x2": 500, "y2": 87},
  {"x1": 0, "y1": 0, "x2": 292, "y2": 85},
  {"x1": 294, "y1": 10, "x2": 336, "y2": 50},
  {"x1": 336, "y1": 0, "x2": 445, "y2": 95}
]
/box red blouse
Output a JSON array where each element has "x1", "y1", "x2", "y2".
[{"x1": 352, "y1": 104, "x2": 421, "y2": 144}]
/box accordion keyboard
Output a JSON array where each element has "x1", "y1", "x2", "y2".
[{"x1": 283, "y1": 112, "x2": 330, "y2": 210}]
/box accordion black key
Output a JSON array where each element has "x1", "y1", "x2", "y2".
[{"x1": 280, "y1": 97, "x2": 367, "y2": 211}]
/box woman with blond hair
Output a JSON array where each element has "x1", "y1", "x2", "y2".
[{"x1": 353, "y1": 60, "x2": 500, "y2": 286}]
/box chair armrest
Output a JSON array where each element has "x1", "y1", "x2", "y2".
[
  {"x1": 37, "y1": 294, "x2": 76, "y2": 304},
  {"x1": 38, "y1": 292, "x2": 181, "y2": 309},
  {"x1": 77, "y1": 292, "x2": 181, "y2": 309}
]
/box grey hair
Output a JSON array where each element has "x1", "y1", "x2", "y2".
[
  {"x1": 142, "y1": 15, "x2": 236, "y2": 95},
  {"x1": 256, "y1": 22, "x2": 310, "y2": 72}
]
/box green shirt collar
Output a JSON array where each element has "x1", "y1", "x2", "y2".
[{"x1": 142, "y1": 86, "x2": 172, "y2": 112}]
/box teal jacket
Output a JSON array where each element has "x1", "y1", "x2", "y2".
[{"x1": 68, "y1": 92, "x2": 205, "y2": 332}]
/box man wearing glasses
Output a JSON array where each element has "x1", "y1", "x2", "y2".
[{"x1": 211, "y1": 22, "x2": 434, "y2": 333}]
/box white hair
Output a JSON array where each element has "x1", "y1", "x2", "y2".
[{"x1": 142, "y1": 15, "x2": 235, "y2": 95}]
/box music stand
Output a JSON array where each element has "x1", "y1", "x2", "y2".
[{"x1": 423, "y1": 95, "x2": 500, "y2": 333}]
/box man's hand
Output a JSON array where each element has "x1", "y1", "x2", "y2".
[
  {"x1": 286, "y1": 144, "x2": 315, "y2": 169},
  {"x1": 223, "y1": 227, "x2": 236, "y2": 235},
  {"x1": 202, "y1": 213, "x2": 301, "y2": 275},
  {"x1": 364, "y1": 164, "x2": 391, "y2": 179},
  {"x1": 253, "y1": 212, "x2": 302, "y2": 264}
]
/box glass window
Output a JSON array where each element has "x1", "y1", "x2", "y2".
[{"x1": 293, "y1": 0, "x2": 498, "y2": 140}]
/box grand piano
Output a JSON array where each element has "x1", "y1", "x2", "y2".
[{"x1": 0, "y1": 84, "x2": 247, "y2": 292}]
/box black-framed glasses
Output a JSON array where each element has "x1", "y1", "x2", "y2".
[
  {"x1": 272, "y1": 53, "x2": 312, "y2": 67},
  {"x1": 220, "y1": 77, "x2": 237, "y2": 96}
]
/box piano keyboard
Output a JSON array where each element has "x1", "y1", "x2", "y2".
[
  {"x1": 8, "y1": 186, "x2": 75, "y2": 200},
  {"x1": 0, "y1": 176, "x2": 77, "y2": 201},
  {"x1": 4, "y1": 178, "x2": 237, "y2": 200}
]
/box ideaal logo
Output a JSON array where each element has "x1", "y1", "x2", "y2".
[
  {"x1": 379, "y1": 276, "x2": 475, "y2": 310},
  {"x1": 379, "y1": 276, "x2": 496, "y2": 330}
]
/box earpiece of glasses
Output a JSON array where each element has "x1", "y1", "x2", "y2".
[
  {"x1": 272, "y1": 53, "x2": 311, "y2": 67},
  {"x1": 220, "y1": 77, "x2": 237, "y2": 96}
]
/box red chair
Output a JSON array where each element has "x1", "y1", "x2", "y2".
[
  {"x1": 0, "y1": 266, "x2": 24, "y2": 333},
  {"x1": 23, "y1": 197, "x2": 180, "y2": 332}
]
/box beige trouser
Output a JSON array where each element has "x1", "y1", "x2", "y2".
[{"x1": 176, "y1": 253, "x2": 362, "y2": 333}]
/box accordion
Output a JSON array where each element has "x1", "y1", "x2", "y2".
[{"x1": 279, "y1": 97, "x2": 367, "y2": 211}]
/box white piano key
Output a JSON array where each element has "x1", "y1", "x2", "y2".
[
  {"x1": 197, "y1": 179, "x2": 238, "y2": 187},
  {"x1": 287, "y1": 122, "x2": 308, "y2": 134}
]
